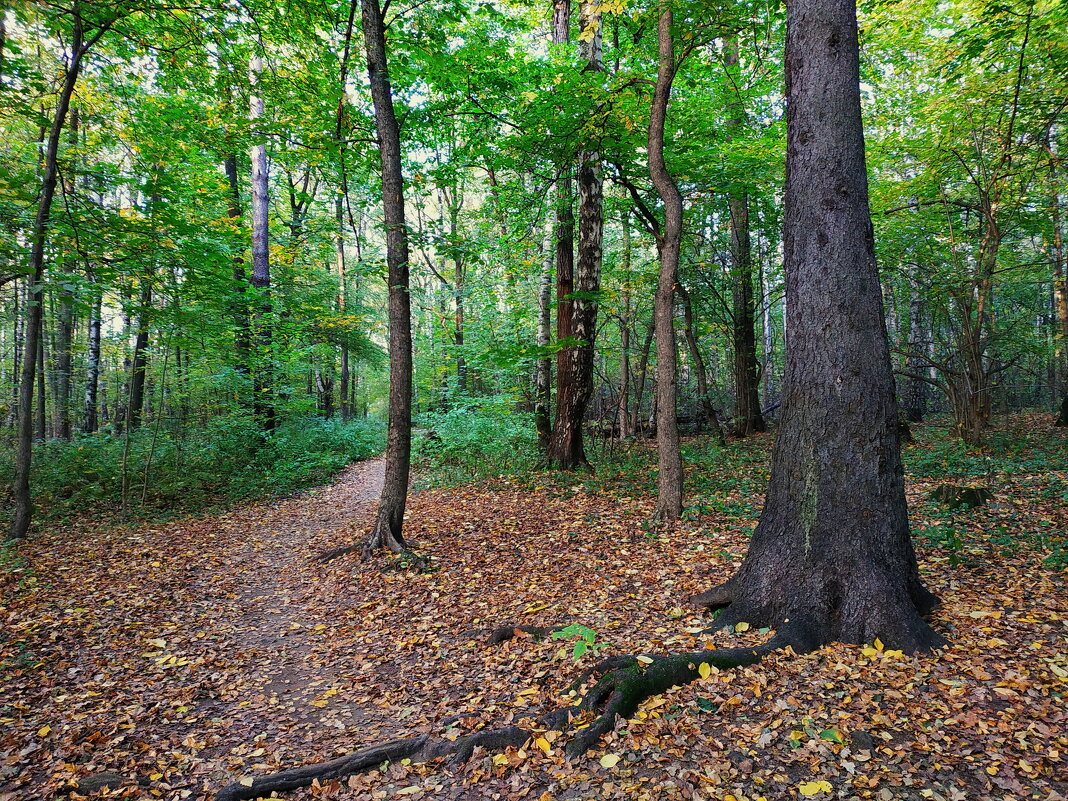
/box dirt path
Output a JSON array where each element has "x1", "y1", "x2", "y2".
[{"x1": 0, "y1": 459, "x2": 395, "y2": 800}]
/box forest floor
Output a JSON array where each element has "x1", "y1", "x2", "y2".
[{"x1": 1, "y1": 415, "x2": 1066, "y2": 801}]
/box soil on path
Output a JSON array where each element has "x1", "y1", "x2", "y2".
[{"x1": 0, "y1": 459, "x2": 400, "y2": 800}]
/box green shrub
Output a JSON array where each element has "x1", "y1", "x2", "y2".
[
  {"x1": 0, "y1": 416, "x2": 384, "y2": 528},
  {"x1": 414, "y1": 396, "x2": 537, "y2": 484}
]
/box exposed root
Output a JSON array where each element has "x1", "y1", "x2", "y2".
[
  {"x1": 213, "y1": 641, "x2": 776, "y2": 800},
  {"x1": 563, "y1": 646, "x2": 767, "y2": 759},
  {"x1": 216, "y1": 736, "x2": 428, "y2": 801},
  {"x1": 486, "y1": 624, "x2": 567, "y2": 645},
  {"x1": 317, "y1": 544, "x2": 361, "y2": 563}
]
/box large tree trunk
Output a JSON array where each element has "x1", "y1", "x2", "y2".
[
  {"x1": 725, "y1": 39, "x2": 765, "y2": 438},
  {"x1": 361, "y1": 0, "x2": 414, "y2": 557},
  {"x1": 10, "y1": 13, "x2": 92, "y2": 539},
  {"x1": 249, "y1": 53, "x2": 275, "y2": 432},
  {"x1": 648, "y1": 3, "x2": 683, "y2": 521},
  {"x1": 692, "y1": 0, "x2": 941, "y2": 653}
]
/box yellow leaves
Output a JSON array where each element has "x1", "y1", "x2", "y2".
[
  {"x1": 520, "y1": 91, "x2": 538, "y2": 103},
  {"x1": 396, "y1": 786, "x2": 422, "y2": 795},
  {"x1": 523, "y1": 603, "x2": 549, "y2": 614},
  {"x1": 734, "y1": 622, "x2": 750, "y2": 633},
  {"x1": 599, "y1": 753, "x2": 620, "y2": 768},
  {"x1": 37, "y1": 725, "x2": 51, "y2": 737},
  {"x1": 146, "y1": 637, "x2": 167, "y2": 648},
  {"x1": 534, "y1": 736, "x2": 551, "y2": 754},
  {"x1": 698, "y1": 662, "x2": 712, "y2": 680},
  {"x1": 635, "y1": 655, "x2": 654, "y2": 665},
  {"x1": 798, "y1": 780, "x2": 833, "y2": 795},
  {"x1": 492, "y1": 753, "x2": 509, "y2": 766}
]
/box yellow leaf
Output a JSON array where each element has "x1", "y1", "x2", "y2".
[
  {"x1": 698, "y1": 663, "x2": 711, "y2": 680},
  {"x1": 238, "y1": 778, "x2": 254, "y2": 788},
  {"x1": 874, "y1": 637, "x2": 884, "y2": 651},
  {"x1": 149, "y1": 773, "x2": 163, "y2": 781},
  {"x1": 599, "y1": 754, "x2": 621, "y2": 768},
  {"x1": 396, "y1": 786, "x2": 422, "y2": 796},
  {"x1": 38, "y1": 725, "x2": 51, "y2": 737},
  {"x1": 735, "y1": 622, "x2": 750, "y2": 632},
  {"x1": 861, "y1": 646, "x2": 880, "y2": 659},
  {"x1": 492, "y1": 753, "x2": 509, "y2": 766},
  {"x1": 534, "y1": 737, "x2": 551, "y2": 754},
  {"x1": 635, "y1": 655, "x2": 654, "y2": 665},
  {"x1": 798, "y1": 780, "x2": 832, "y2": 796}
]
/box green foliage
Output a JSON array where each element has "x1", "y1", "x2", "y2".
[
  {"x1": 551, "y1": 623, "x2": 608, "y2": 662},
  {"x1": 414, "y1": 396, "x2": 537, "y2": 485},
  {"x1": 0, "y1": 417, "x2": 383, "y2": 528}
]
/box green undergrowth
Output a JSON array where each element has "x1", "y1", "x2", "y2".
[
  {"x1": 415, "y1": 412, "x2": 1065, "y2": 568},
  {"x1": 0, "y1": 416, "x2": 384, "y2": 531},
  {"x1": 413, "y1": 396, "x2": 538, "y2": 489}
]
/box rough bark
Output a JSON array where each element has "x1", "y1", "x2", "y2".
[
  {"x1": 630, "y1": 319, "x2": 655, "y2": 436},
  {"x1": 1048, "y1": 135, "x2": 1067, "y2": 424},
  {"x1": 361, "y1": 0, "x2": 414, "y2": 558},
  {"x1": 548, "y1": 0, "x2": 603, "y2": 470},
  {"x1": 249, "y1": 53, "x2": 275, "y2": 432},
  {"x1": 10, "y1": 11, "x2": 96, "y2": 539},
  {"x1": 725, "y1": 39, "x2": 765, "y2": 438},
  {"x1": 648, "y1": 3, "x2": 683, "y2": 522},
  {"x1": 690, "y1": 0, "x2": 942, "y2": 653}
]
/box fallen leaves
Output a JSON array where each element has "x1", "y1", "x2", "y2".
[{"x1": 0, "y1": 420, "x2": 1066, "y2": 801}]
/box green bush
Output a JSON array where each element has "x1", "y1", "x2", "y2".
[
  {"x1": 415, "y1": 396, "x2": 537, "y2": 484},
  {"x1": 0, "y1": 416, "x2": 384, "y2": 528}
]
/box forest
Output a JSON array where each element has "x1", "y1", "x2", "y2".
[{"x1": 1, "y1": 0, "x2": 1066, "y2": 799}]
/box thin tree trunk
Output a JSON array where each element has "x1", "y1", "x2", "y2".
[
  {"x1": 1048, "y1": 136, "x2": 1067, "y2": 425},
  {"x1": 648, "y1": 2, "x2": 683, "y2": 521},
  {"x1": 249, "y1": 53, "x2": 275, "y2": 432},
  {"x1": 535, "y1": 215, "x2": 554, "y2": 449},
  {"x1": 618, "y1": 214, "x2": 632, "y2": 440},
  {"x1": 678, "y1": 282, "x2": 726, "y2": 445},
  {"x1": 361, "y1": 0, "x2": 414, "y2": 557},
  {"x1": 224, "y1": 154, "x2": 251, "y2": 376},
  {"x1": 725, "y1": 38, "x2": 765, "y2": 437},
  {"x1": 337, "y1": 196, "x2": 350, "y2": 420},
  {"x1": 82, "y1": 282, "x2": 101, "y2": 433},
  {"x1": 35, "y1": 329, "x2": 46, "y2": 440},
  {"x1": 10, "y1": 11, "x2": 93, "y2": 538},
  {"x1": 128, "y1": 276, "x2": 151, "y2": 429},
  {"x1": 903, "y1": 274, "x2": 927, "y2": 422},
  {"x1": 631, "y1": 319, "x2": 655, "y2": 435}
]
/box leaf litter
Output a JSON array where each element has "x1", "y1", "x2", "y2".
[{"x1": 1, "y1": 418, "x2": 1066, "y2": 801}]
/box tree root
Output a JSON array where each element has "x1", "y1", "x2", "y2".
[
  {"x1": 213, "y1": 641, "x2": 774, "y2": 800},
  {"x1": 316, "y1": 544, "x2": 361, "y2": 563},
  {"x1": 486, "y1": 623, "x2": 567, "y2": 645}
]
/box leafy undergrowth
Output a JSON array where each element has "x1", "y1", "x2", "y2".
[{"x1": 1, "y1": 415, "x2": 1065, "y2": 801}]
